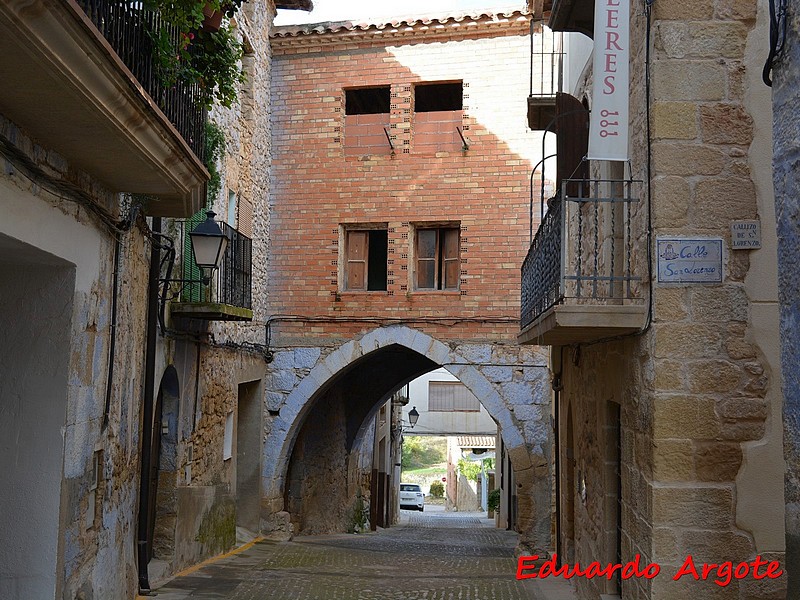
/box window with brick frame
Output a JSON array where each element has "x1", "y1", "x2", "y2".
[
  {"x1": 344, "y1": 227, "x2": 388, "y2": 291},
  {"x1": 413, "y1": 82, "x2": 463, "y2": 153},
  {"x1": 344, "y1": 87, "x2": 392, "y2": 156},
  {"x1": 413, "y1": 225, "x2": 460, "y2": 291},
  {"x1": 428, "y1": 381, "x2": 480, "y2": 412}
]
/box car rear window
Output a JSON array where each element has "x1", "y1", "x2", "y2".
[{"x1": 400, "y1": 484, "x2": 421, "y2": 492}]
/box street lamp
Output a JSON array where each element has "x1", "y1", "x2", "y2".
[
  {"x1": 190, "y1": 211, "x2": 228, "y2": 274},
  {"x1": 408, "y1": 406, "x2": 419, "y2": 428}
]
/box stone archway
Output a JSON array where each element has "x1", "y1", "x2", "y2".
[{"x1": 261, "y1": 325, "x2": 551, "y2": 552}]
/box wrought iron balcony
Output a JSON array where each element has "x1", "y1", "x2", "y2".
[
  {"x1": 0, "y1": 2, "x2": 208, "y2": 216},
  {"x1": 528, "y1": 21, "x2": 564, "y2": 130},
  {"x1": 75, "y1": 0, "x2": 206, "y2": 162},
  {"x1": 519, "y1": 179, "x2": 647, "y2": 345},
  {"x1": 170, "y1": 219, "x2": 253, "y2": 322}
]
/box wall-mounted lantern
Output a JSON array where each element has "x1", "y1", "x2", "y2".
[{"x1": 190, "y1": 210, "x2": 228, "y2": 273}]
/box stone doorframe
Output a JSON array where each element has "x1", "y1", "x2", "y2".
[{"x1": 260, "y1": 325, "x2": 552, "y2": 552}]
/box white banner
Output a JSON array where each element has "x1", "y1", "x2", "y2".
[{"x1": 587, "y1": 0, "x2": 630, "y2": 161}]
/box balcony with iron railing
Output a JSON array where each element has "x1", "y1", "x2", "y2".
[
  {"x1": 170, "y1": 219, "x2": 253, "y2": 322},
  {"x1": 0, "y1": 1, "x2": 209, "y2": 217},
  {"x1": 528, "y1": 21, "x2": 564, "y2": 130},
  {"x1": 519, "y1": 179, "x2": 647, "y2": 345}
]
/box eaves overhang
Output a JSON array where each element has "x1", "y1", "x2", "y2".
[
  {"x1": 0, "y1": 1, "x2": 209, "y2": 217},
  {"x1": 271, "y1": 9, "x2": 531, "y2": 51},
  {"x1": 548, "y1": 0, "x2": 594, "y2": 37}
]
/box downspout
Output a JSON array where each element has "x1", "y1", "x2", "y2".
[
  {"x1": 104, "y1": 203, "x2": 140, "y2": 428},
  {"x1": 137, "y1": 217, "x2": 161, "y2": 593}
]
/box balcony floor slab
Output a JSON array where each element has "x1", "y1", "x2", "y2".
[{"x1": 518, "y1": 303, "x2": 647, "y2": 346}]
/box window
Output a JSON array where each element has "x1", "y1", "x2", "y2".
[
  {"x1": 345, "y1": 87, "x2": 392, "y2": 156},
  {"x1": 344, "y1": 228, "x2": 388, "y2": 291},
  {"x1": 428, "y1": 382, "x2": 480, "y2": 412},
  {"x1": 414, "y1": 82, "x2": 463, "y2": 153},
  {"x1": 414, "y1": 226, "x2": 460, "y2": 290},
  {"x1": 346, "y1": 87, "x2": 391, "y2": 115},
  {"x1": 227, "y1": 189, "x2": 237, "y2": 226},
  {"x1": 415, "y1": 82, "x2": 462, "y2": 112}
]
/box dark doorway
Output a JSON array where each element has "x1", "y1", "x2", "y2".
[{"x1": 236, "y1": 380, "x2": 262, "y2": 532}]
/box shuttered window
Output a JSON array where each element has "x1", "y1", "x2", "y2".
[
  {"x1": 428, "y1": 382, "x2": 480, "y2": 412},
  {"x1": 345, "y1": 229, "x2": 388, "y2": 291},
  {"x1": 415, "y1": 226, "x2": 460, "y2": 290}
]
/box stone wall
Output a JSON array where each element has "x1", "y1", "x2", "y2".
[
  {"x1": 555, "y1": 0, "x2": 786, "y2": 598},
  {"x1": 771, "y1": 0, "x2": 800, "y2": 595},
  {"x1": 150, "y1": 0, "x2": 278, "y2": 580},
  {"x1": 261, "y1": 326, "x2": 552, "y2": 552},
  {"x1": 0, "y1": 113, "x2": 151, "y2": 599}
]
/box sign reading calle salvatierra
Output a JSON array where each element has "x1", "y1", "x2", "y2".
[{"x1": 656, "y1": 238, "x2": 724, "y2": 284}]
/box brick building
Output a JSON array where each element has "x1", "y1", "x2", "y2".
[
  {"x1": 263, "y1": 10, "x2": 553, "y2": 552},
  {"x1": 520, "y1": 0, "x2": 787, "y2": 598}
]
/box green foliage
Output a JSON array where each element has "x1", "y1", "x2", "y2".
[
  {"x1": 145, "y1": 0, "x2": 247, "y2": 108},
  {"x1": 428, "y1": 480, "x2": 444, "y2": 498},
  {"x1": 204, "y1": 120, "x2": 226, "y2": 203},
  {"x1": 349, "y1": 488, "x2": 369, "y2": 533},
  {"x1": 191, "y1": 27, "x2": 247, "y2": 108},
  {"x1": 401, "y1": 436, "x2": 446, "y2": 470},
  {"x1": 488, "y1": 488, "x2": 501, "y2": 513},
  {"x1": 457, "y1": 458, "x2": 481, "y2": 482}
]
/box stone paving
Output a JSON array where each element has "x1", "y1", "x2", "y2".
[{"x1": 148, "y1": 507, "x2": 576, "y2": 600}]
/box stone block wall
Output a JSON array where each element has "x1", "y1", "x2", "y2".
[
  {"x1": 771, "y1": 0, "x2": 800, "y2": 595},
  {"x1": 555, "y1": 0, "x2": 786, "y2": 598},
  {"x1": 261, "y1": 327, "x2": 552, "y2": 553}
]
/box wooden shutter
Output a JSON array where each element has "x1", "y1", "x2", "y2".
[
  {"x1": 442, "y1": 228, "x2": 460, "y2": 289},
  {"x1": 416, "y1": 229, "x2": 437, "y2": 289},
  {"x1": 237, "y1": 196, "x2": 254, "y2": 237},
  {"x1": 346, "y1": 231, "x2": 368, "y2": 290}
]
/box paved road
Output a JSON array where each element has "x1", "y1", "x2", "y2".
[{"x1": 148, "y1": 507, "x2": 575, "y2": 599}]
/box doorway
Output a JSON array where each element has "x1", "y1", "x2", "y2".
[
  {"x1": 236, "y1": 380, "x2": 262, "y2": 533},
  {"x1": 0, "y1": 237, "x2": 74, "y2": 598}
]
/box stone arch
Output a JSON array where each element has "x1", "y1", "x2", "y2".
[{"x1": 262, "y1": 325, "x2": 550, "y2": 550}]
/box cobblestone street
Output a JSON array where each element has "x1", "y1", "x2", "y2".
[{"x1": 148, "y1": 508, "x2": 576, "y2": 600}]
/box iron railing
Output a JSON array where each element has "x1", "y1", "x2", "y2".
[
  {"x1": 521, "y1": 196, "x2": 563, "y2": 328},
  {"x1": 75, "y1": 0, "x2": 206, "y2": 161},
  {"x1": 521, "y1": 179, "x2": 643, "y2": 330},
  {"x1": 177, "y1": 219, "x2": 252, "y2": 309},
  {"x1": 530, "y1": 21, "x2": 563, "y2": 101}
]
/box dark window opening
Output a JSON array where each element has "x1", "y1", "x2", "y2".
[
  {"x1": 415, "y1": 82, "x2": 463, "y2": 112},
  {"x1": 345, "y1": 87, "x2": 391, "y2": 115},
  {"x1": 345, "y1": 229, "x2": 388, "y2": 291}
]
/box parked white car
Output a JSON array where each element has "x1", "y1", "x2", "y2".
[{"x1": 399, "y1": 483, "x2": 425, "y2": 511}]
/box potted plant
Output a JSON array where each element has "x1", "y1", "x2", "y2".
[{"x1": 145, "y1": 0, "x2": 248, "y2": 108}]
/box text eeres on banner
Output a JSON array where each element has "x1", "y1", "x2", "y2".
[{"x1": 588, "y1": 0, "x2": 630, "y2": 161}]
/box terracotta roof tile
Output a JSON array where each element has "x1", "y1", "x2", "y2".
[{"x1": 272, "y1": 7, "x2": 529, "y2": 39}]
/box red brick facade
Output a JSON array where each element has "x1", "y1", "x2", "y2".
[{"x1": 269, "y1": 12, "x2": 542, "y2": 344}]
